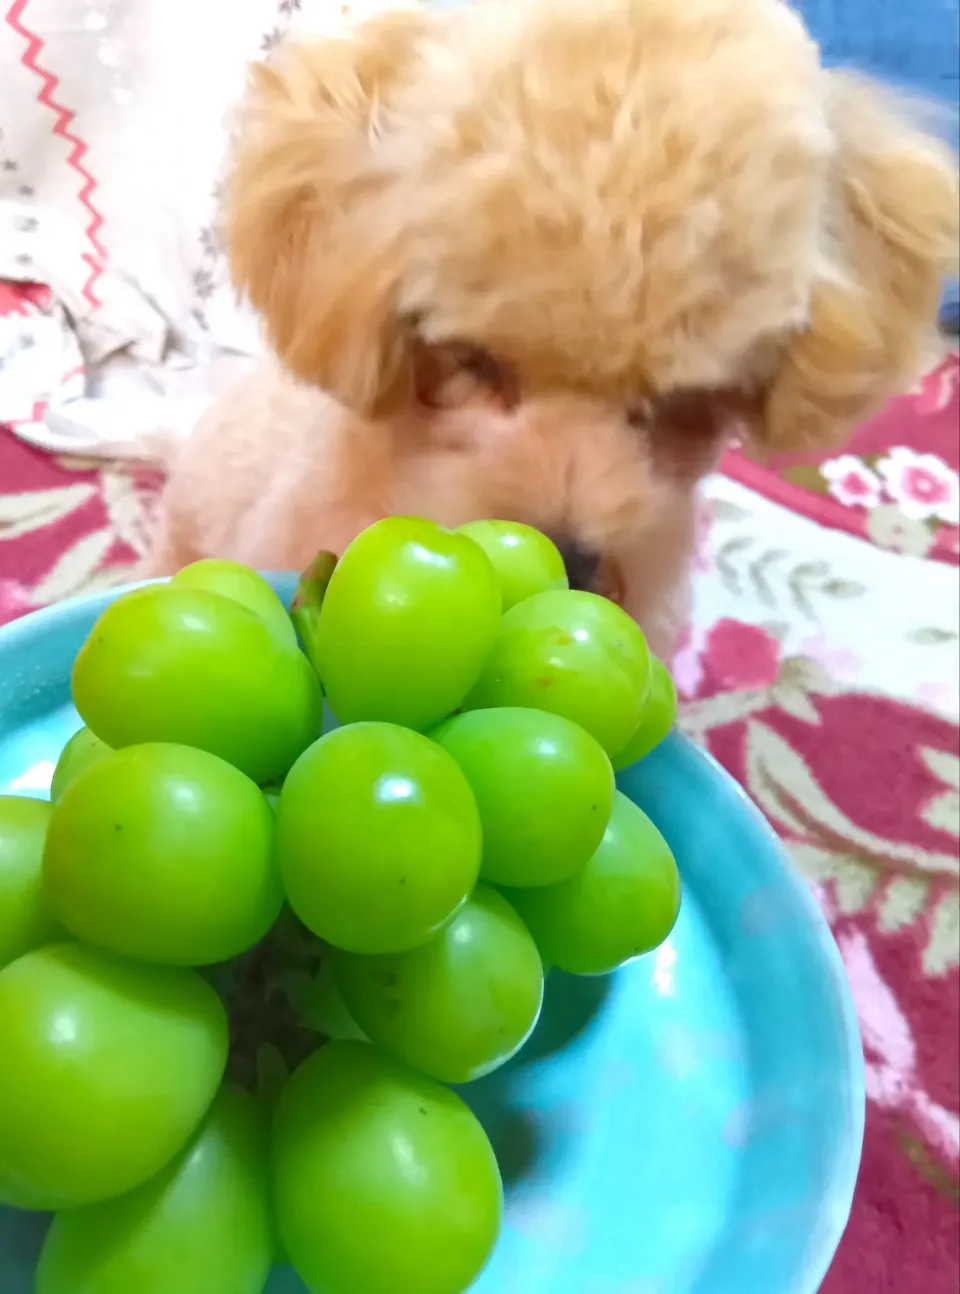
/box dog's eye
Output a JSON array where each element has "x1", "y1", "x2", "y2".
[
  {"x1": 455, "y1": 345, "x2": 519, "y2": 409},
  {"x1": 625, "y1": 399, "x2": 652, "y2": 429},
  {"x1": 414, "y1": 340, "x2": 519, "y2": 411},
  {"x1": 459, "y1": 346, "x2": 500, "y2": 385}
]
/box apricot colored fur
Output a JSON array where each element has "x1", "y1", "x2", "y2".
[{"x1": 147, "y1": 0, "x2": 958, "y2": 656}]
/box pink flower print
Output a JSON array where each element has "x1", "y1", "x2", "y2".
[
  {"x1": 701, "y1": 618, "x2": 781, "y2": 692},
  {"x1": 671, "y1": 619, "x2": 782, "y2": 700},
  {"x1": 820, "y1": 455, "x2": 883, "y2": 509},
  {"x1": 877, "y1": 447, "x2": 960, "y2": 525}
]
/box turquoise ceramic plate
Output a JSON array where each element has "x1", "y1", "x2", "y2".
[{"x1": 0, "y1": 579, "x2": 864, "y2": 1294}]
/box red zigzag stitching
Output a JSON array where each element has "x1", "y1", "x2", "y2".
[{"x1": 5, "y1": 0, "x2": 107, "y2": 309}]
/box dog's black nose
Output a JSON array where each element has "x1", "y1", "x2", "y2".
[{"x1": 553, "y1": 536, "x2": 601, "y2": 592}]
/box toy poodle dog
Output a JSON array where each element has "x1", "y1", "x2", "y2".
[{"x1": 146, "y1": 0, "x2": 959, "y2": 657}]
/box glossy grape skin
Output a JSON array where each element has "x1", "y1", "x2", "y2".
[
  {"x1": 431, "y1": 708, "x2": 614, "y2": 887},
  {"x1": 171, "y1": 558, "x2": 298, "y2": 648},
  {"x1": 36, "y1": 1084, "x2": 272, "y2": 1294},
  {"x1": 333, "y1": 885, "x2": 544, "y2": 1083},
  {"x1": 457, "y1": 520, "x2": 568, "y2": 611},
  {"x1": 0, "y1": 943, "x2": 228, "y2": 1209},
  {"x1": 464, "y1": 589, "x2": 651, "y2": 757},
  {"x1": 273, "y1": 1042, "x2": 502, "y2": 1294},
  {"x1": 276, "y1": 723, "x2": 481, "y2": 954},
  {"x1": 43, "y1": 744, "x2": 282, "y2": 966},
  {"x1": 50, "y1": 727, "x2": 112, "y2": 803},
  {"x1": 504, "y1": 792, "x2": 681, "y2": 975},
  {"x1": 71, "y1": 584, "x2": 322, "y2": 785},
  {"x1": 314, "y1": 517, "x2": 501, "y2": 730},
  {"x1": 0, "y1": 796, "x2": 59, "y2": 969},
  {"x1": 612, "y1": 657, "x2": 678, "y2": 771}
]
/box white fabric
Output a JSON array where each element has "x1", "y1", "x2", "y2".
[{"x1": 0, "y1": 0, "x2": 409, "y2": 457}]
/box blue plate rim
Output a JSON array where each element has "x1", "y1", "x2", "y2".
[{"x1": 672, "y1": 740, "x2": 865, "y2": 1287}]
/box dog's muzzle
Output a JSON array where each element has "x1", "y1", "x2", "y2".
[{"x1": 553, "y1": 537, "x2": 601, "y2": 594}]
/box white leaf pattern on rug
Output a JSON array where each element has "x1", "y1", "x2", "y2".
[{"x1": 0, "y1": 483, "x2": 96, "y2": 541}]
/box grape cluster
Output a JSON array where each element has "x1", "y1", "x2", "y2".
[{"x1": 0, "y1": 517, "x2": 680, "y2": 1294}]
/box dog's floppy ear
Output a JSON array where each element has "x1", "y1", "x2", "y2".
[
  {"x1": 758, "y1": 73, "x2": 958, "y2": 451},
  {"x1": 225, "y1": 14, "x2": 434, "y2": 414}
]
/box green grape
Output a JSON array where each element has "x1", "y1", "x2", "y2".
[
  {"x1": 0, "y1": 796, "x2": 59, "y2": 969},
  {"x1": 333, "y1": 885, "x2": 543, "y2": 1083},
  {"x1": 43, "y1": 744, "x2": 282, "y2": 966},
  {"x1": 457, "y1": 520, "x2": 568, "y2": 610},
  {"x1": 464, "y1": 589, "x2": 651, "y2": 757},
  {"x1": 612, "y1": 656, "x2": 678, "y2": 770},
  {"x1": 431, "y1": 707, "x2": 614, "y2": 887},
  {"x1": 0, "y1": 943, "x2": 228, "y2": 1209},
  {"x1": 72, "y1": 584, "x2": 323, "y2": 785},
  {"x1": 50, "y1": 727, "x2": 112, "y2": 803},
  {"x1": 314, "y1": 517, "x2": 501, "y2": 729},
  {"x1": 273, "y1": 1041, "x2": 502, "y2": 1294},
  {"x1": 36, "y1": 1084, "x2": 272, "y2": 1294},
  {"x1": 276, "y1": 723, "x2": 481, "y2": 954},
  {"x1": 504, "y1": 792, "x2": 681, "y2": 975},
  {"x1": 171, "y1": 559, "x2": 298, "y2": 648}
]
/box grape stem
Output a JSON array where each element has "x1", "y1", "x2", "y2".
[
  {"x1": 291, "y1": 551, "x2": 337, "y2": 676},
  {"x1": 224, "y1": 912, "x2": 327, "y2": 1091}
]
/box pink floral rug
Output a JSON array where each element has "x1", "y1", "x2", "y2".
[
  {"x1": 0, "y1": 354, "x2": 958, "y2": 1292},
  {"x1": 723, "y1": 354, "x2": 960, "y2": 566},
  {"x1": 681, "y1": 622, "x2": 959, "y2": 1292}
]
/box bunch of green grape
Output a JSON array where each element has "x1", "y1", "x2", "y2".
[{"x1": 0, "y1": 517, "x2": 680, "y2": 1294}]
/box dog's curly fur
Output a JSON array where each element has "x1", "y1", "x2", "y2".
[{"x1": 147, "y1": 0, "x2": 958, "y2": 655}]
